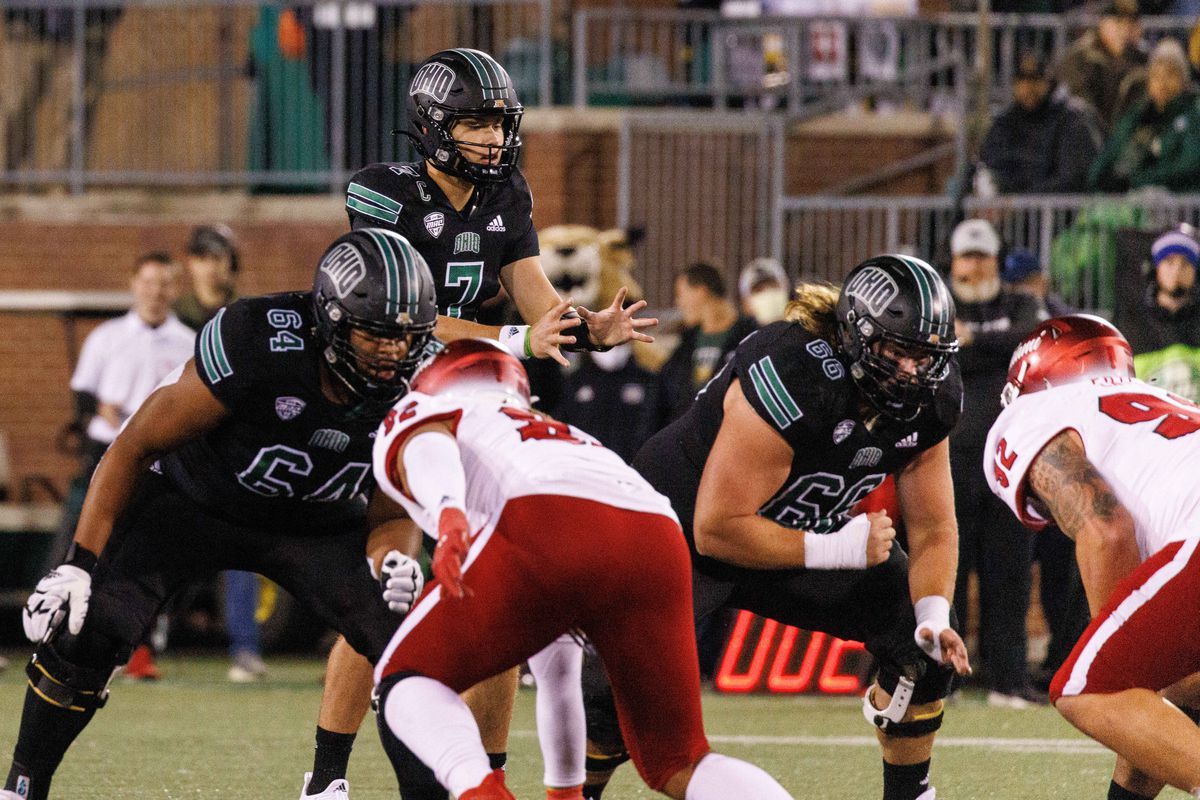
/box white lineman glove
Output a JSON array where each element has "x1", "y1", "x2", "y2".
[
  {"x1": 913, "y1": 595, "x2": 952, "y2": 663},
  {"x1": 380, "y1": 550, "x2": 424, "y2": 615},
  {"x1": 23, "y1": 564, "x2": 92, "y2": 643}
]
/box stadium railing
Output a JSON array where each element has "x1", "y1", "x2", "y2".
[
  {"x1": 572, "y1": 10, "x2": 1195, "y2": 111},
  {"x1": 611, "y1": 113, "x2": 1200, "y2": 310},
  {"x1": 0, "y1": 0, "x2": 553, "y2": 192}
]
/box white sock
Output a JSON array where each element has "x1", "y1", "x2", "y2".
[
  {"x1": 684, "y1": 753, "x2": 794, "y2": 800},
  {"x1": 528, "y1": 635, "x2": 587, "y2": 788},
  {"x1": 383, "y1": 676, "x2": 492, "y2": 798}
]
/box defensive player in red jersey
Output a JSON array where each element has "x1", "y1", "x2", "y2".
[
  {"x1": 368, "y1": 339, "x2": 795, "y2": 800},
  {"x1": 985, "y1": 315, "x2": 1200, "y2": 798}
]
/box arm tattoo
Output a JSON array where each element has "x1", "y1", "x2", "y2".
[{"x1": 1028, "y1": 432, "x2": 1120, "y2": 536}]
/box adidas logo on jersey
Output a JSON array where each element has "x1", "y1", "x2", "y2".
[
  {"x1": 486, "y1": 215, "x2": 506, "y2": 232},
  {"x1": 895, "y1": 432, "x2": 919, "y2": 448}
]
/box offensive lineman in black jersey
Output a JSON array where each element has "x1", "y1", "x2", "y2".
[
  {"x1": 583, "y1": 256, "x2": 973, "y2": 800},
  {"x1": 3, "y1": 230, "x2": 437, "y2": 800},
  {"x1": 307, "y1": 48, "x2": 656, "y2": 800}
]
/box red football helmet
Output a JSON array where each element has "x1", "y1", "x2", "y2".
[
  {"x1": 411, "y1": 337, "x2": 531, "y2": 405},
  {"x1": 1001, "y1": 314, "x2": 1135, "y2": 407}
]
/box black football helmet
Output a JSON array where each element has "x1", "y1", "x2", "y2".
[
  {"x1": 836, "y1": 254, "x2": 958, "y2": 421},
  {"x1": 312, "y1": 229, "x2": 439, "y2": 406},
  {"x1": 405, "y1": 48, "x2": 523, "y2": 183}
]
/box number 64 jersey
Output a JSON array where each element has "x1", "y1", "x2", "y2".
[
  {"x1": 372, "y1": 392, "x2": 678, "y2": 537},
  {"x1": 984, "y1": 376, "x2": 1200, "y2": 560}
]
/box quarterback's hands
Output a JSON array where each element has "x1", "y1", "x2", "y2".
[
  {"x1": 914, "y1": 595, "x2": 972, "y2": 676},
  {"x1": 574, "y1": 287, "x2": 657, "y2": 348},
  {"x1": 865, "y1": 511, "x2": 896, "y2": 567},
  {"x1": 431, "y1": 507, "x2": 472, "y2": 600},
  {"x1": 530, "y1": 297, "x2": 582, "y2": 367},
  {"x1": 379, "y1": 550, "x2": 424, "y2": 615},
  {"x1": 23, "y1": 564, "x2": 92, "y2": 643}
]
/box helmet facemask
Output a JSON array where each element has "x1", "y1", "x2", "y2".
[
  {"x1": 851, "y1": 331, "x2": 957, "y2": 422},
  {"x1": 320, "y1": 303, "x2": 437, "y2": 408},
  {"x1": 418, "y1": 106, "x2": 523, "y2": 184}
]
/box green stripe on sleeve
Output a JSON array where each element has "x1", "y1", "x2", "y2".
[
  {"x1": 760, "y1": 356, "x2": 802, "y2": 422},
  {"x1": 347, "y1": 182, "x2": 402, "y2": 212},
  {"x1": 346, "y1": 196, "x2": 400, "y2": 225},
  {"x1": 748, "y1": 361, "x2": 790, "y2": 429}
]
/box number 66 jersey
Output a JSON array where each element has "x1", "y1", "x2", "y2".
[
  {"x1": 984, "y1": 377, "x2": 1200, "y2": 560},
  {"x1": 372, "y1": 391, "x2": 678, "y2": 537}
]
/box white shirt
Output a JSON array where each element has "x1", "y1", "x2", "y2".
[
  {"x1": 984, "y1": 377, "x2": 1200, "y2": 560},
  {"x1": 372, "y1": 391, "x2": 677, "y2": 537},
  {"x1": 70, "y1": 311, "x2": 196, "y2": 443}
]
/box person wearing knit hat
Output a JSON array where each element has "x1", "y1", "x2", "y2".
[
  {"x1": 1151, "y1": 228, "x2": 1200, "y2": 316},
  {"x1": 1088, "y1": 38, "x2": 1200, "y2": 192}
]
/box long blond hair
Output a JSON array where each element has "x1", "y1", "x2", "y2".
[{"x1": 783, "y1": 282, "x2": 841, "y2": 342}]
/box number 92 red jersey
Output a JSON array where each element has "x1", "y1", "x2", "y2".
[{"x1": 985, "y1": 376, "x2": 1200, "y2": 560}]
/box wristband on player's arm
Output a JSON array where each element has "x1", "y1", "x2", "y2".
[
  {"x1": 499, "y1": 324, "x2": 533, "y2": 359},
  {"x1": 560, "y1": 310, "x2": 613, "y2": 353},
  {"x1": 803, "y1": 514, "x2": 870, "y2": 570},
  {"x1": 64, "y1": 541, "x2": 99, "y2": 573}
]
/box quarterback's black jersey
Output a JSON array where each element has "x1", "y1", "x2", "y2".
[
  {"x1": 157, "y1": 292, "x2": 381, "y2": 531},
  {"x1": 663, "y1": 321, "x2": 962, "y2": 537},
  {"x1": 345, "y1": 160, "x2": 539, "y2": 321}
]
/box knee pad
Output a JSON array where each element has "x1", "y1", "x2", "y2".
[
  {"x1": 862, "y1": 677, "x2": 945, "y2": 739},
  {"x1": 26, "y1": 638, "x2": 118, "y2": 712}
]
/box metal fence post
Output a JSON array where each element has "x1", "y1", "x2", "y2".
[
  {"x1": 538, "y1": 0, "x2": 552, "y2": 105},
  {"x1": 770, "y1": 116, "x2": 785, "y2": 263},
  {"x1": 329, "y1": 2, "x2": 347, "y2": 192},
  {"x1": 616, "y1": 113, "x2": 632, "y2": 229},
  {"x1": 573, "y1": 10, "x2": 587, "y2": 108},
  {"x1": 70, "y1": 0, "x2": 87, "y2": 194}
]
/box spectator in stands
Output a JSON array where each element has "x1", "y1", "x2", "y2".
[
  {"x1": 738, "y1": 257, "x2": 791, "y2": 326},
  {"x1": 174, "y1": 225, "x2": 239, "y2": 329},
  {"x1": 1123, "y1": 228, "x2": 1200, "y2": 398},
  {"x1": 64, "y1": 252, "x2": 194, "y2": 679},
  {"x1": 1089, "y1": 38, "x2": 1200, "y2": 193},
  {"x1": 1056, "y1": 0, "x2": 1147, "y2": 132},
  {"x1": 173, "y1": 224, "x2": 265, "y2": 683},
  {"x1": 650, "y1": 262, "x2": 756, "y2": 431},
  {"x1": 976, "y1": 52, "x2": 1101, "y2": 196},
  {"x1": 1001, "y1": 249, "x2": 1075, "y2": 317},
  {"x1": 946, "y1": 219, "x2": 1048, "y2": 708}
]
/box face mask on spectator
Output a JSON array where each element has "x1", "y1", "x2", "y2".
[{"x1": 747, "y1": 288, "x2": 789, "y2": 325}]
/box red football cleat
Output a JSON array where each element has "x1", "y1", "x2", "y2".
[
  {"x1": 545, "y1": 787, "x2": 584, "y2": 800},
  {"x1": 122, "y1": 645, "x2": 160, "y2": 681},
  {"x1": 459, "y1": 770, "x2": 516, "y2": 800}
]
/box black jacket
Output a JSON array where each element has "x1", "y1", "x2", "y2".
[
  {"x1": 951, "y1": 290, "x2": 1047, "y2": 453},
  {"x1": 979, "y1": 95, "x2": 1101, "y2": 194},
  {"x1": 1124, "y1": 287, "x2": 1200, "y2": 356},
  {"x1": 651, "y1": 315, "x2": 758, "y2": 433}
]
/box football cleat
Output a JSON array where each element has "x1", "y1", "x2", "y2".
[
  {"x1": 121, "y1": 644, "x2": 160, "y2": 681},
  {"x1": 228, "y1": 650, "x2": 267, "y2": 683},
  {"x1": 459, "y1": 769, "x2": 516, "y2": 800},
  {"x1": 298, "y1": 772, "x2": 350, "y2": 800}
]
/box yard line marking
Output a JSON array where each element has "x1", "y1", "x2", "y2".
[{"x1": 509, "y1": 730, "x2": 1105, "y2": 755}]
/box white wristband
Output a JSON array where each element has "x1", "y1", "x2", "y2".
[
  {"x1": 803, "y1": 513, "x2": 870, "y2": 570},
  {"x1": 498, "y1": 324, "x2": 531, "y2": 359},
  {"x1": 913, "y1": 595, "x2": 952, "y2": 662}
]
